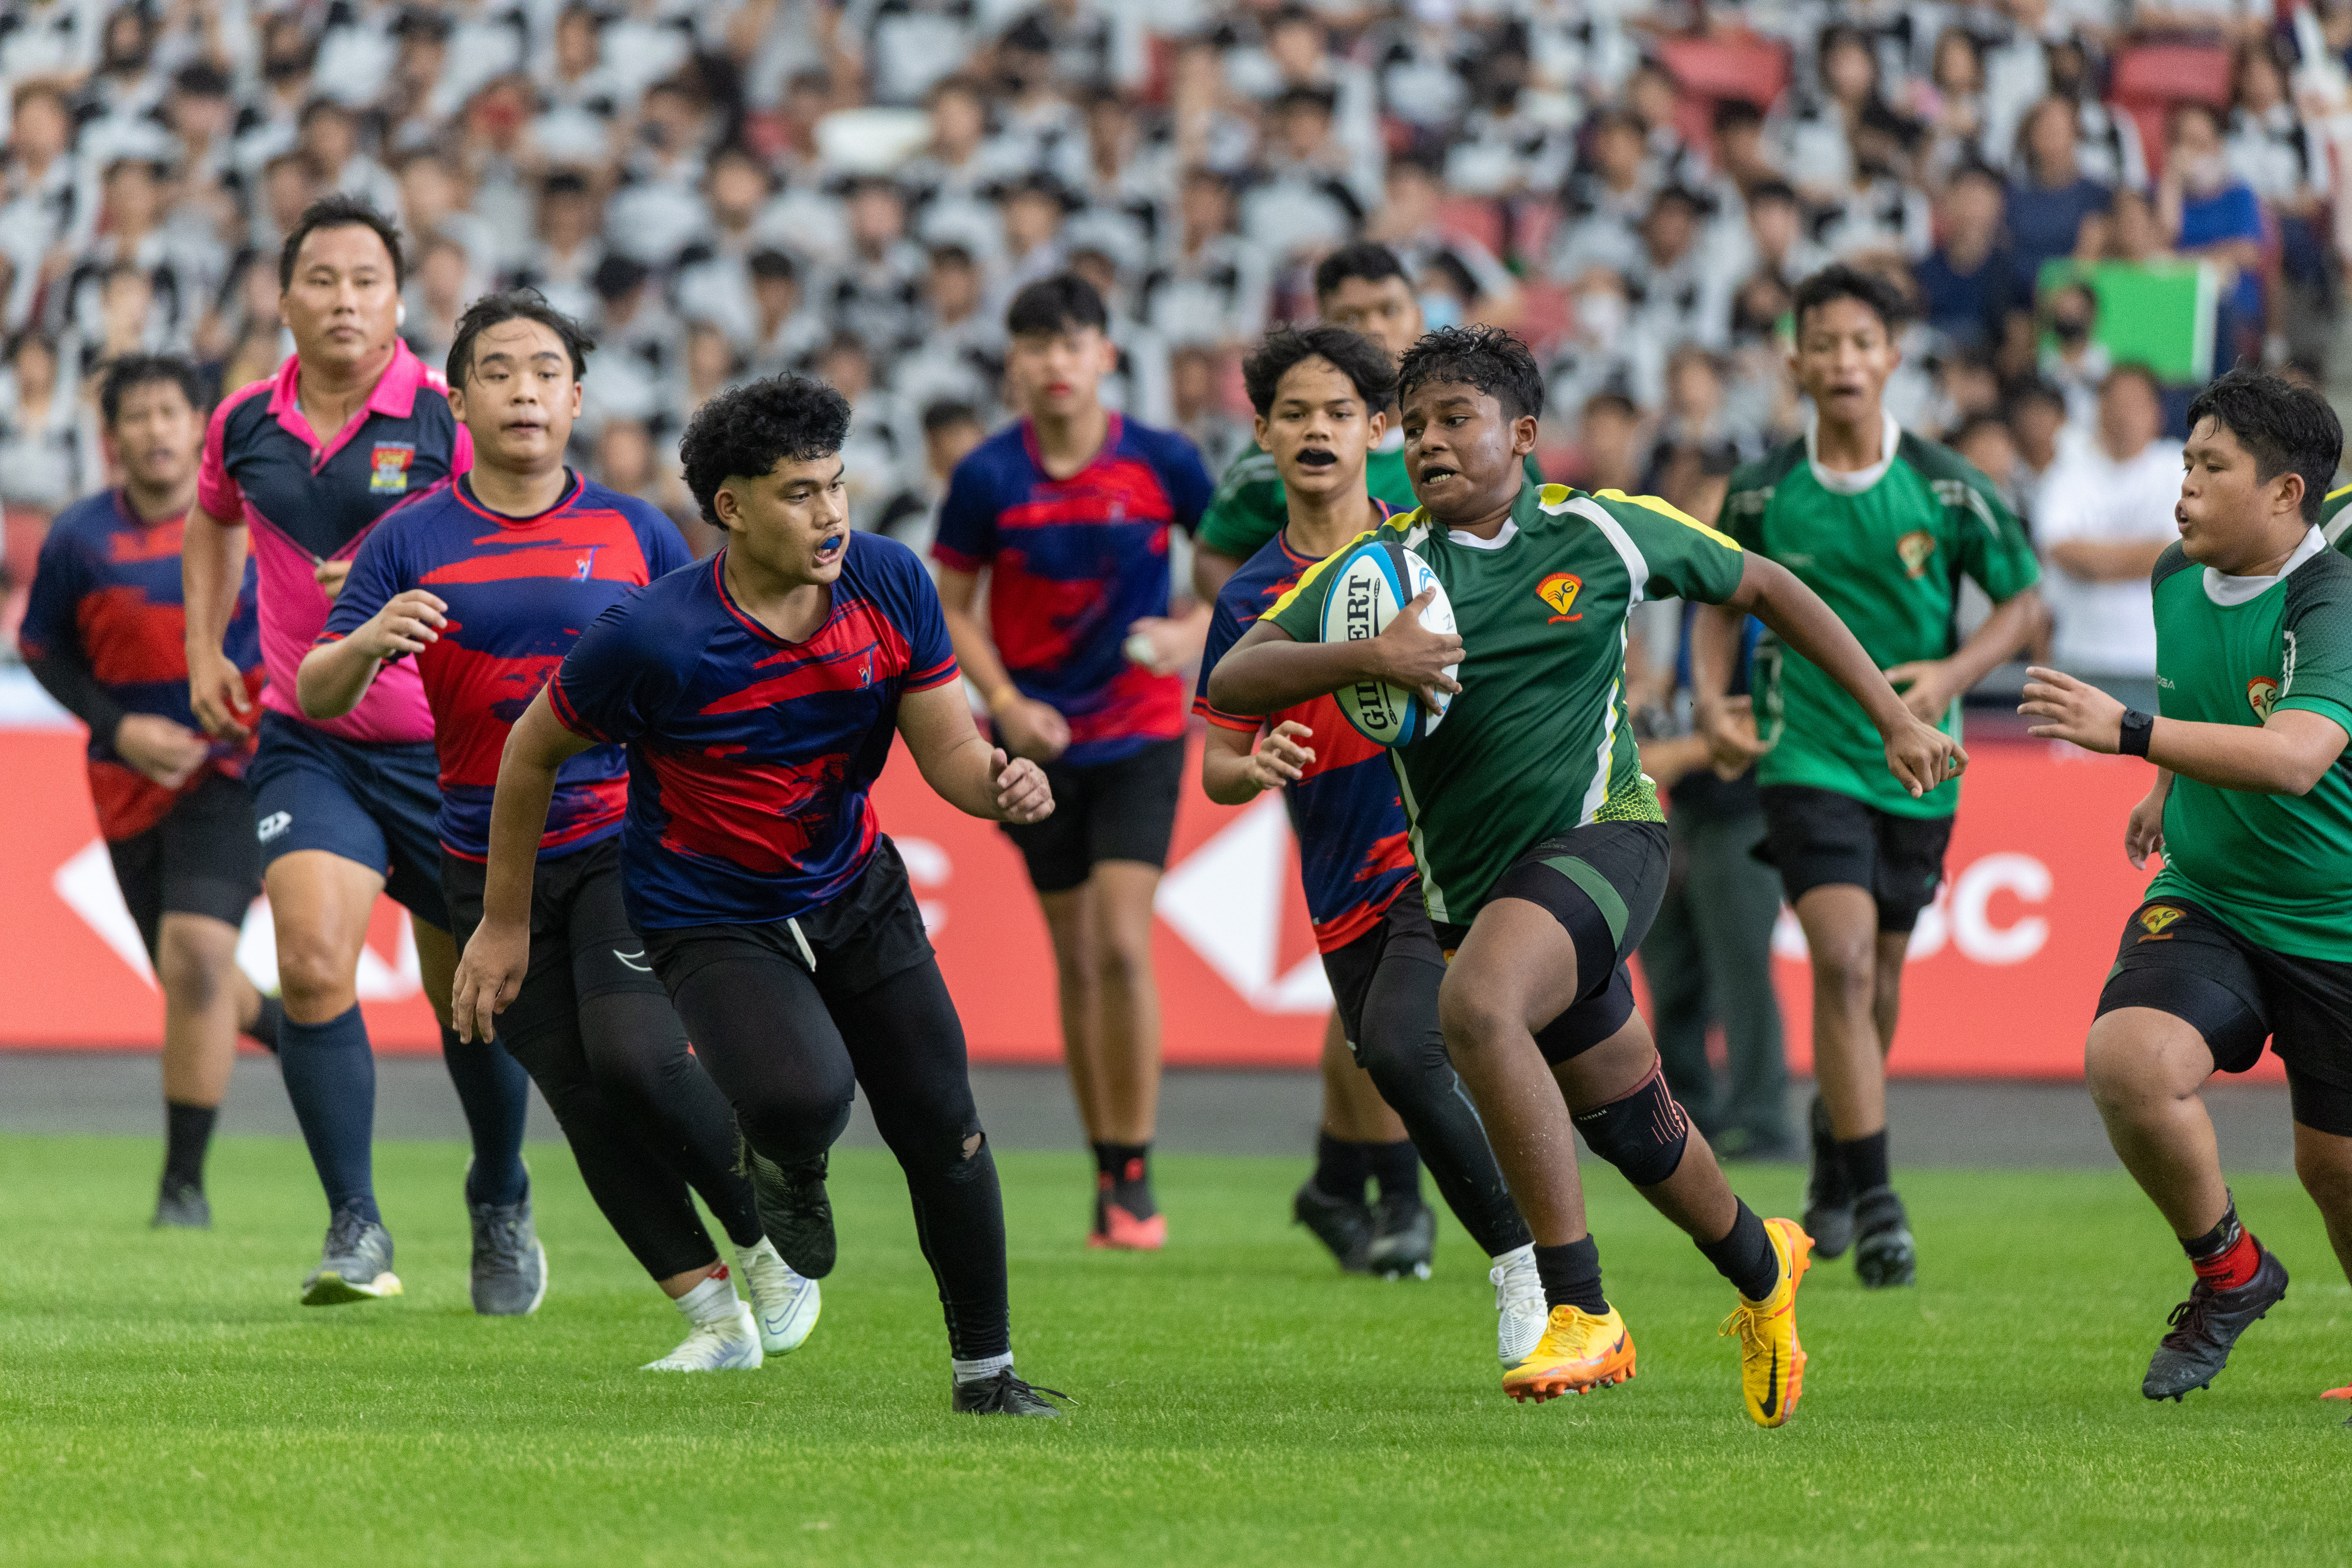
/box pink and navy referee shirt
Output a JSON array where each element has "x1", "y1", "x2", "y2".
[
  {"x1": 20, "y1": 491, "x2": 265, "y2": 841},
  {"x1": 198, "y1": 339, "x2": 471, "y2": 745},
  {"x1": 1193, "y1": 513, "x2": 1416, "y2": 954},
  {"x1": 932, "y1": 415, "x2": 1213, "y2": 767},
  {"x1": 547, "y1": 532, "x2": 961, "y2": 931},
  {"x1": 319, "y1": 471, "x2": 693, "y2": 862}
]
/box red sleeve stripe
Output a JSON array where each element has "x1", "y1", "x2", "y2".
[
  {"x1": 544, "y1": 677, "x2": 606, "y2": 741},
  {"x1": 1191, "y1": 695, "x2": 1261, "y2": 733},
  {"x1": 931, "y1": 544, "x2": 986, "y2": 573},
  {"x1": 310, "y1": 631, "x2": 347, "y2": 647},
  {"x1": 906, "y1": 657, "x2": 963, "y2": 693}
]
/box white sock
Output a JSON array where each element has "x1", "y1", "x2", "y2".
[
  {"x1": 733, "y1": 1236, "x2": 787, "y2": 1274},
  {"x1": 952, "y1": 1352, "x2": 1013, "y2": 1385},
  {"x1": 674, "y1": 1267, "x2": 740, "y2": 1328},
  {"x1": 1492, "y1": 1242, "x2": 1537, "y2": 1274}
]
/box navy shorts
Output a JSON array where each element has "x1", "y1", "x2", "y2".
[{"x1": 246, "y1": 711, "x2": 450, "y2": 929}]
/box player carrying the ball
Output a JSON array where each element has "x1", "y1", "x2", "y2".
[
  {"x1": 1208, "y1": 325, "x2": 1964, "y2": 1426},
  {"x1": 2022, "y1": 369, "x2": 2352, "y2": 1408},
  {"x1": 1193, "y1": 323, "x2": 1543, "y2": 1359}
]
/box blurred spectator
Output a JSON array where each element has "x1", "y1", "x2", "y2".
[
  {"x1": 2006, "y1": 374, "x2": 2076, "y2": 516},
  {"x1": 1563, "y1": 390, "x2": 1645, "y2": 494},
  {"x1": 1916, "y1": 164, "x2": 2013, "y2": 351},
  {"x1": 1170, "y1": 343, "x2": 1248, "y2": 477},
  {"x1": 0, "y1": 332, "x2": 94, "y2": 516},
  {"x1": 2158, "y1": 103, "x2": 2267, "y2": 365},
  {"x1": 2038, "y1": 279, "x2": 2110, "y2": 429},
  {"x1": 2035, "y1": 364, "x2": 2182, "y2": 688},
  {"x1": 2009, "y1": 98, "x2": 2114, "y2": 307},
  {"x1": 871, "y1": 399, "x2": 987, "y2": 554},
  {"x1": 1370, "y1": 157, "x2": 1519, "y2": 328}
]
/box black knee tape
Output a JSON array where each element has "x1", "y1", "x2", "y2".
[{"x1": 1571, "y1": 1064, "x2": 1691, "y2": 1188}]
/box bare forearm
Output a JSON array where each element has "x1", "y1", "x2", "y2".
[
  {"x1": 2149, "y1": 720, "x2": 2336, "y2": 795},
  {"x1": 1942, "y1": 588, "x2": 2043, "y2": 690},
  {"x1": 2051, "y1": 540, "x2": 2167, "y2": 581},
  {"x1": 1207, "y1": 637, "x2": 1376, "y2": 716},
  {"x1": 1688, "y1": 603, "x2": 1740, "y2": 717},
  {"x1": 480, "y1": 748, "x2": 559, "y2": 928},
  {"x1": 179, "y1": 506, "x2": 244, "y2": 653},
  {"x1": 1200, "y1": 740, "x2": 1265, "y2": 804},
  {"x1": 296, "y1": 639, "x2": 381, "y2": 720},
  {"x1": 922, "y1": 733, "x2": 1016, "y2": 820}
]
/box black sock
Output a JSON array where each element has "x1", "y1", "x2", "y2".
[
  {"x1": 162, "y1": 1101, "x2": 217, "y2": 1191},
  {"x1": 243, "y1": 995, "x2": 284, "y2": 1054},
  {"x1": 1366, "y1": 1139, "x2": 1421, "y2": 1204},
  {"x1": 1697, "y1": 1200, "x2": 1781, "y2": 1301},
  {"x1": 1098, "y1": 1141, "x2": 1154, "y2": 1218},
  {"x1": 1311, "y1": 1133, "x2": 1370, "y2": 1203},
  {"x1": 1533, "y1": 1237, "x2": 1608, "y2": 1314},
  {"x1": 1835, "y1": 1130, "x2": 1890, "y2": 1196}
]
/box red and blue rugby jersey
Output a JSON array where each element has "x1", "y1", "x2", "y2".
[
  {"x1": 1192, "y1": 513, "x2": 1416, "y2": 954},
  {"x1": 932, "y1": 414, "x2": 1213, "y2": 766},
  {"x1": 546, "y1": 532, "x2": 962, "y2": 930},
  {"x1": 20, "y1": 490, "x2": 265, "y2": 841},
  {"x1": 198, "y1": 340, "x2": 471, "y2": 746},
  {"x1": 319, "y1": 471, "x2": 693, "y2": 862}
]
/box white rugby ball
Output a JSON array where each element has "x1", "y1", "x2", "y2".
[{"x1": 1317, "y1": 539, "x2": 1458, "y2": 746}]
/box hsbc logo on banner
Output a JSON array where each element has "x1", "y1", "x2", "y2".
[
  {"x1": 1772, "y1": 852, "x2": 2053, "y2": 966},
  {"x1": 1154, "y1": 795, "x2": 1333, "y2": 1013},
  {"x1": 50, "y1": 838, "x2": 422, "y2": 997}
]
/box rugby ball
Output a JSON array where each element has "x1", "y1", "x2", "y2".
[{"x1": 1317, "y1": 539, "x2": 1458, "y2": 746}]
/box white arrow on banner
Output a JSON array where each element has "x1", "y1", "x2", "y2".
[{"x1": 1153, "y1": 793, "x2": 1332, "y2": 1014}]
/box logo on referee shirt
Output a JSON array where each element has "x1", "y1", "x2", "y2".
[
  {"x1": 369, "y1": 443, "x2": 416, "y2": 494},
  {"x1": 2138, "y1": 905, "x2": 2184, "y2": 940},
  {"x1": 1535, "y1": 572, "x2": 1583, "y2": 623},
  {"x1": 1897, "y1": 531, "x2": 1937, "y2": 579},
  {"x1": 2247, "y1": 677, "x2": 2279, "y2": 721},
  {"x1": 256, "y1": 811, "x2": 292, "y2": 843}
]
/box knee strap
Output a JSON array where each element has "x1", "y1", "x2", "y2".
[{"x1": 1571, "y1": 1064, "x2": 1690, "y2": 1188}]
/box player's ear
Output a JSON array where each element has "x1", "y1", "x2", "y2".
[
  {"x1": 446, "y1": 383, "x2": 465, "y2": 423},
  {"x1": 1511, "y1": 412, "x2": 1539, "y2": 457},
  {"x1": 1367, "y1": 405, "x2": 1387, "y2": 445},
  {"x1": 1252, "y1": 411, "x2": 1271, "y2": 449},
  {"x1": 711, "y1": 481, "x2": 742, "y2": 532},
  {"x1": 568, "y1": 378, "x2": 583, "y2": 417}
]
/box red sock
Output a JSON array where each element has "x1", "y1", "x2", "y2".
[{"x1": 2185, "y1": 1201, "x2": 2262, "y2": 1292}]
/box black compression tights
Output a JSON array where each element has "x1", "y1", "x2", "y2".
[
  {"x1": 500, "y1": 985, "x2": 764, "y2": 1281},
  {"x1": 667, "y1": 954, "x2": 1010, "y2": 1361},
  {"x1": 1356, "y1": 952, "x2": 1534, "y2": 1258}
]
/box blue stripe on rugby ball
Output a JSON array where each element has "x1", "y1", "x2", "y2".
[{"x1": 1319, "y1": 539, "x2": 1442, "y2": 748}]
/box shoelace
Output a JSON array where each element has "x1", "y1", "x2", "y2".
[
  {"x1": 1718, "y1": 1303, "x2": 1763, "y2": 1347},
  {"x1": 1489, "y1": 1260, "x2": 1543, "y2": 1316},
  {"x1": 978, "y1": 1370, "x2": 1074, "y2": 1410},
  {"x1": 2159, "y1": 1284, "x2": 2219, "y2": 1350},
  {"x1": 325, "y1": 1208, "x2": 378, "y2": 1259},
  {"x1": 473, "y1": 1206, "x2": 532, "y2": 1269}
]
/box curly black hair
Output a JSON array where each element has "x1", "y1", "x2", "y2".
[
  {"x1": 1396, "y1": 325, "x2": 1544, "y2": 423},
  {"x1": 2185, "y1": 367, "x2": 2344, "y2": 523},
  {"x1": 1241, "y1": 323, "x2": 1396, "y2": 417},
  {"x1": 677, "y1": 374, "x2": 852, "y2": 526},
  {"x1": 446, "y1": 288, "x2": 594, "y2": 388}
]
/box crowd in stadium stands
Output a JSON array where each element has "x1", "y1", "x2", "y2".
[{"x1": 4, "y1": 0, "x2": 2352, "y2": 675}]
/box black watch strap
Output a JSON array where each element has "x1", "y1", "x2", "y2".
[{"x1": 2118, "y1": 708, "x2": 2154, "y2": 758}]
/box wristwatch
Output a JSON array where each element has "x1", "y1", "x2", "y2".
[{"x1": 2118, "y1": 708, "x2": 2154, "y2": 758}]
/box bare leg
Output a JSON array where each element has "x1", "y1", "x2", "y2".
[
  {"x1": 2292, "y1": 1122, "x2": 2352, "y2": 1287},
  {"x1": 1871, "y1": 931, "x2": 1909, "y2": 1059},
  {"x1": 1088, "y1": 860, "x2": 1163, "y2": 1145},
  {"x1": 156, "y1": 913, "x2": 245, "y2": 1109},
  {"x1": 1437, "y1": 898, "x2": 1588, "y2": 1245},
  {"x1": 1793, "y1": 886, "x2": 1885, "y2": 1140},
  {"x1": 1037, "y1": 884, "x2": 1106, "y2": 1141},
  {"x1": 265, "y1": 849, "x2": 383, "y2": 1024},
  {"x1": 2084, "y1": 1007, "x2": 2229, "y2": 1240},
  {"x1": 412, "y1": 915, "x2": 458, "y2": 1029}
]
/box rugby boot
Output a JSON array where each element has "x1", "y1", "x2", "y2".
[
  {"x1": 952, "y1": 1368, "x2": 1071, "y2": 1416},
  {"x1": 1851, "y1": 1185, "x2": 1916, "y2": 1288},
  {"x1": 742, "y1": 1140, "x2": 837, "y2": 1279},
  {"x1": 1719, "y1": 1217, "x2": 1813, "y2": 1428},
  {"x1": 733, "y1": 1238, "x2": 822, "y2": 1354},
  {"x1": 1502, "y1": 1305, "x2": 1637, "y2": 1403},
  {"x1": 469, "y1": 1190, "x2": 548, "y2": 1316},
  {"x1": 1089, "y1": 1158, "x2": 1165, "y2": 1250},
  {"x1": 1292, "y1": 1179, "x2": 1374, "y2": 1272},
  {"x1": 1367, "y1": 1192, "x2": 1436, "y2": 1280},
  {"x1": 1489, "y1": 1247, "x2": 1547, "y2": 1366},
  {"x1": 152, "y1": 1176, "x2": 211, "y2": 1230},
  {"x1": 301, "y1": 1206, "x2": 402, "y2": 1305},
  {"x1": 1802, "y1": 1094, "x2": 1854, "y2": 1259},
  {"x1": 642, "y1": 1301, "x2": 762, "y2": 1371},
  {"x1": 2143, "y1": 1247, "x2": 2288, "y2": 1401}
]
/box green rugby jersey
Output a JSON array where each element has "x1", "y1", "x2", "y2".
[
  {"x1": 2145, "y1": 534, "x2": 2352, "y2": 961},
  {"x1": 1267, "y1": 481, "x2": 1748, "y2": 924},
  {"x1": 1718, "y1": 417, "x2": 2039, "y2": 818},
  {"x1": 1198, "y1": 436, "x2": 1543, "y2": 561},
  {"x1": 2320, "y1": 482, "x2": 2352, "y2": 555}
]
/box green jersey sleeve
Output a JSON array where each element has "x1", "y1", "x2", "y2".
[
  {"x1": 1905, "y1": 435, "x2": 2039, "y2": 601},
  {"x1": 2322, "y1": 482, "x2": 2352, "y2": 555},
  {"x1": 1589, "y1": 488, "x2": 1748, "y2": 603},
  {"x1": 1197, "y1": 444, "x2": 1289, "y2": 560},
  {"x1": 2277, "y1": 553, "x2": 2352, "y2": 737}
]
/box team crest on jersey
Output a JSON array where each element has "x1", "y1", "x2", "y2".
[
  {"x1": 2138, "y1": 905, "x2": 2185, "y2": 939},
  {"x1": 370, "y1": 443, "x2": 416, "y2": 494},
  {"x1": 1536, "y1": 572, "x2": 1583, "y2": 623},
  {"x1": 2247, "y1": 677, "x2": 2279, "y2": 720},
  {"x1": 1897, "y1": 531, "x2": 1937, "y2": 579}
]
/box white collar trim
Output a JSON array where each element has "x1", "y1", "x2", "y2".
[
  {"x1": 1806, "y1": 410, "x2": 1902, "y2": 495},
  {"x1": 1446, "y1": 517, "x2": 1519, "y2": 550},
  {"x1": 2203, "y1": 527, "x2": 2326, "y2": 606}
]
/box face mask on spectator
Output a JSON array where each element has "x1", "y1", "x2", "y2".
[{"x1": 1576, "y1": 289, "x2": 1627, "y2": 345}]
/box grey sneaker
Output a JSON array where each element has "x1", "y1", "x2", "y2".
[
  {"x1": 301, "y1": 1207, "x2": 402, "y2": 1305},
  {"x1": 152, "y1": 1178, "x2": 211, "y2": 1230},
  {"x1": 742, "y1": 1140, "x2": 837, "y2": 1279},
  {"x1": 2143, "y1": 1248, "x2": 2289, "y2": 1401},
  {"x1": 469, "y1": 1192, "x2": 548, "y2": 1316}
]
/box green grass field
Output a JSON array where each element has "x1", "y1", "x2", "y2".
[{"x1": 2, "y1": 1134, "x2": 2347, "y2": 1566}]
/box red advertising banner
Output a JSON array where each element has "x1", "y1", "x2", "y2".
[{"x1": 0, "y1": 724, "x2": 2263, "y2": 1079}]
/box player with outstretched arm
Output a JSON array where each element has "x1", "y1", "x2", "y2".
[
  {"x1": 2022, "y1": 369, "x2": 2352, "y2": 1406},
  {"x1": 452, "y1": 374, "x2": 1071, "y2": 1416},
  {"x1": 1208, "y1": 327, "x2": 1964, "y2": 1425}
]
